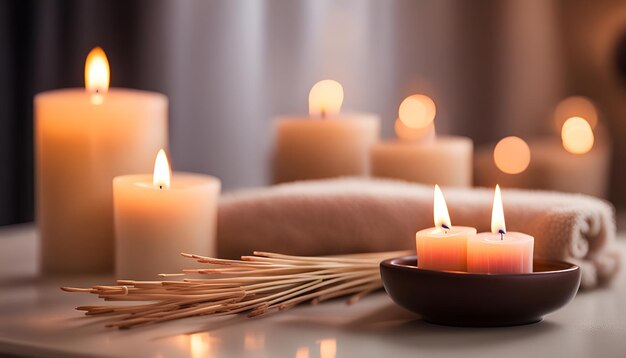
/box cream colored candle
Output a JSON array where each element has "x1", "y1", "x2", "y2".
[
  {"x1": 474, "y1": 123, "x2": 610, "y2": 198},
  {"x1": 35, "y1": 48, "x2": 167, "y2": 274},
  {"x1": 273, "y1": 80, "x2": 380, "y2": 183},
  {"x1": 531, "y1": 122, "x2": 610, "y2": 197},
  {"x1": 475, "y1": 98, "x2": 609, "y2": 197},
  {"x1": 113, "y1": 150, "x2": 220, "y2": 280},
  {"x1": 371, "y1": 136, "x2": 473, "y2": 186},
  {"x1": 467, "y1": 185, "x2": 534, "y2": 274},
  {"x1": 370, "y1": 95, "x2": 473, "y2": 187},
  {"x1": 416, "y1": 185, "x2": 477, "y2": 271}
]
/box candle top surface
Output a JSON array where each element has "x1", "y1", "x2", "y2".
[
  {"x1": 375, "y1": 136, "x2": 473, "y2": 149},
  {"x1": 473, "y1": 231, "x2": 534, "y2": 243},
  {"x1": 35, "y1": 88, "x2": 167, "y2": 108},
  {"x1": 275, "y1": 112, "x2": 379, "y2": 122},
  {"x1": 416, "y1": 225, "x2": 477, "y2": 238},
  {"x1": 114, "y1": 172, "x2": 219, "y2": 191}
]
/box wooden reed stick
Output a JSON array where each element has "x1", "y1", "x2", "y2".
[{"x1": 62, "y1": 250, "x2": 410, "y2": 329}]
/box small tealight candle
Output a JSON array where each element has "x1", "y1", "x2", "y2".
[
  {"x1": 416, "y1": 185, "x2": 477, "y2": 271},
  {"x1": 467, "y1": 185, "x2": 534, "y2": 274},
  {"x1": 113, "y1": 149, "x2": 220, "y2": 279}
]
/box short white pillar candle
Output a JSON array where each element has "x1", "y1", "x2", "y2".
[
  {"x1": 273, "y1": 80, "x2": 380, "y2": 183},
  {"x1": 35, "y1": 48, "x2": 168, "y2": 274},
  {"x1": 113, "y1": 150, "x2": 220, "y2": 279},
  {"x1": 370, "y1": 94, "x2": 473, "y2": 187}
]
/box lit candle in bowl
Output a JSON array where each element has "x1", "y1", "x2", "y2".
[
  {"x1": 113, "y1": 150, "x2": 220, "y2": 280},
  {"x1": 273, "y1": 80, "x2": 380, "y2": 183},
  {"x1": 415, "y1": 185, "x2": 477, "y2": 271},
  {"x1": 370, "y1": 94, "x2": 473, "y2": 187},
  {"x1": 467, "y1": 185, "x2": 534, "y2": 274},
  {"x1": 35, "y1": 47, "x2": 168, "y2": 274}
]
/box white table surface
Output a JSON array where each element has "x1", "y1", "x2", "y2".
[{"x1": 0, "y1": 223, "x2": 625, "y2": 358}]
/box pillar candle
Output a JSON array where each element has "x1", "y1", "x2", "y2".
[
  {"x1": 113, "y1": 150, "x2": 220, "y2": 280},
  {"x1": 474, "y1": 111, "x2": 610, "y2": 198},
  {"x1": 370, "y1": 95, "x2": 473, "y2": 187},
  {"x1": 467, "y1": 185, "x2": 534, "y2": 273},
  {"x1": 35, "y1": 47, "x2": 167, "y2": 274},
  {"x1": 474, "y1": 137, "x2": 610, "y2": 198},
  {"x1": 371, "y1": 134, "x2": 473, "y2": 187},
  {"x1": 273, "y1": 80, "x2": 380, "y2": 183},
  {"x1": 416, "y1": 185, "x2": 477, "y2": 271}
]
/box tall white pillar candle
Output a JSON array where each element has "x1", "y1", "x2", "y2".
[{"x1": 35, "y1": 48, "x2": 167, "y2": 273}]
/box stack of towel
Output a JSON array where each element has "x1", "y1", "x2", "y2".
[{"x1": 217, "y1": 178, "x2": 620, "y2": 289}]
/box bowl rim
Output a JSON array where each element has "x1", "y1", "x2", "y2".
[{"x1": 381, "y1": 255, "x2": 579, "y2": 277}]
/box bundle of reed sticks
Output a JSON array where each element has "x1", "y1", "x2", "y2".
[{"x1": 62, "y1": 250, "x2": 410, "y2": 329}]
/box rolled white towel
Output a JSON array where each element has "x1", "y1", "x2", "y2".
[{"x1": 217, "y1": 178, "x2": 620, "y2": 289}]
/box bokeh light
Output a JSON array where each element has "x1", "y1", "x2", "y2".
[
  {"x1": 308, "y1": 80, "x2": 344, "y2": 117},
  {"x1": 398, "y1": 94, "x2": 436, "y2": 129},
  {"x1": 493, "y1": 136, "x2": 531, "y2": 174},
  {"x1": 554, "y1": 96, "x2": 598, "y2": 131},
  {"x1": 561, "y1": 117, "x2": 594, "y2": 154}
]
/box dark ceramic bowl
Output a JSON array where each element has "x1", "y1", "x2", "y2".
[{"x1": 380, "y1": 256, "x2": 581, "y2": 327}]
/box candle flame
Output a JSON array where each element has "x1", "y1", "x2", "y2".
[
  {"x1": 153, "y1": 149, "x2": 171, "y2": 189},
  {"x1": 398, "y1": 94, "x2": 436, "y2": 129},
  {"x1": 308, "y1": 80, "x2": 344, "y2": 117},
  {"x1": 433, "y1": 184, "x2": 452, "y2": 230},
  {"x1": 84, "y1": 47, "x2": 110, "y2": 104},
  {"x1": 561, "y1": 116, "x2": 594, "y2": 154},
  {"x1": 491, "y1": 185, "x2": 506, "y2": 234}
]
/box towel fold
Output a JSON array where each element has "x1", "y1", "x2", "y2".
[{"x1": 217, "y1": 178, "x2": 620, "y2": 289}]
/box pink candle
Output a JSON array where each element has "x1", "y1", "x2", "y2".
[
  {"x1": 467, "y1": 185, "x2": 534, "y2": 273},
  {"x1": 416, "y1": 185, "x2": 477, "y2": 271}
]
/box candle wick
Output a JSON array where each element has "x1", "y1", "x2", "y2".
[
  {"x1": 441, "y1": 224, "x2": 450, "y2": 234},
  {"x1": 320, "y1": 108, "x2": 326, "y2": 119},
  {"x1": 499, "y1": 229, "x2": 505, "y2": 240},
  {"x1": 159, "y1": 185, "x2": 163, "y2": 190}
]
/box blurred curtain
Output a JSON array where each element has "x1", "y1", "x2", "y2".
[{"x1": 0, "y1": 0, "x2": 600, "y2": 226}]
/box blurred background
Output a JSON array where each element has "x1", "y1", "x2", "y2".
[{"x1": 2, "y1": 0, "x2": 626, "y2": 226}]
